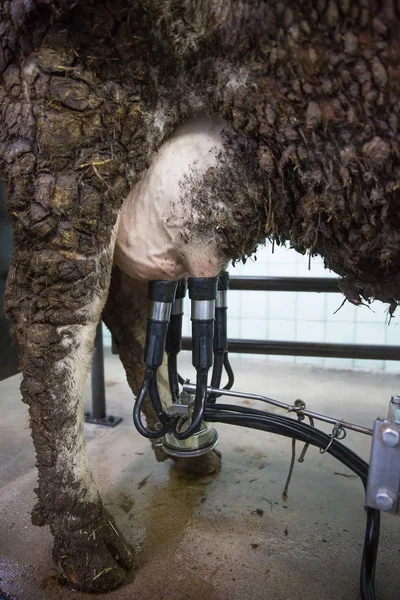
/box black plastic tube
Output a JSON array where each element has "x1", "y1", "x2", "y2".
[
  {"x1": 166, "y1": 279, "x2": 187, "y2": 401},
  {"x1": 181, "y1": 277, "x2": 217, "y2": 433},
  {"x1": 209, "y1": 273, "x2": 229, "y2": 403},
  {"x1": 209, "y1": 352, "x2": 224, "y2": 403},
  {"x1": 361, "y1": 508, "x2": 380, "y2": 600},
  {"x1": 149, "y1": 374, "x2": 170, "y2": 426}
]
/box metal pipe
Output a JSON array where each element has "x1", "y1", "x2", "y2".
[
  {"x1": 91, "y1": 321, "x2": 106, "y2": 419},
  {"x1": 229, "y1": 276, "x2": 340, "y2": 293},
  {"x1": 183, "y1": 383, "x2": 373, "y2": 436},
  {"x1": 181, "y1": 338, "x2": 400, "y2": 361}
]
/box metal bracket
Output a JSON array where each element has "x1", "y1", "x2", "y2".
[
  {"x1": 84, "y1": 412, "x2": 122, "y2": 427},
  {"x1": 388, "y1": 394, "x2": 400, "y2": 423},
  {"x1": 366, "y1": 397, "x2": 400, "y2": 514}
]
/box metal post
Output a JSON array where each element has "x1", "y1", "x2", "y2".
[
  {"x1": 84, "y1": 321, "x2": 122, "y2": 427},
  {"x1": 92, "y1": 322, "x2": 106, "y2": 419}
]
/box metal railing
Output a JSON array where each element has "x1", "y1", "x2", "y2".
[{"x1": 182, "y1": 276, "x2": 399, "y2": 362}]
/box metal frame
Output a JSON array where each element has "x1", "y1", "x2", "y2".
[{"x1": 183, "y1": 276, "x2": 399, "y2": 361}]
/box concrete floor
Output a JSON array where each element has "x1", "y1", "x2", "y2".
[{"x1": 1, "y1": 349, "x2": 400, "y2": 600}]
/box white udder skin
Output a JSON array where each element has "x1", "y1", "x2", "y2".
[{"x1": 114, "y1": 114, "x2": 230, "y2": 281}]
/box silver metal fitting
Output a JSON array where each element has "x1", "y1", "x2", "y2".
[
  {"x1": 216, "y1": 290, "x2": 228, "y2": 309},
  {"x1": 191, "y1": 299, "x2": 215, "y2": 321},
  {"x1": 375, "y1": 490, "x2": 395, "y2": 512},
  {"x1": 148, "y1": 301, "x2": 172, "y2": 322},
  {"x1": 382, "y1": 427, "x2": 400, "y2": 448}
]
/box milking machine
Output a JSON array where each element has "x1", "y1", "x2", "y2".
[{"x1": 132, "y1": 272, "x2": 400, "y2": 600}]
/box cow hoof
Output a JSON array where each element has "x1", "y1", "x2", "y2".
[
  {"x1": 171, "y1": 449, "x2": 222, "y2": 477},
  {"x1": 53, "y1": 508, "x2": 134, "y2": 593}
]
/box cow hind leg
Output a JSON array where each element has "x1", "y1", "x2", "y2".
[
  {"x1": 5, "y1": 248, "x2": 134, "y2": 592},
  {"x1": 103, "y1": 267, "x2": 221, "y2": 476}
]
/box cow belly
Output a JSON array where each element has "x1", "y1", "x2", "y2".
[{"x1": 114, "y1": 114, "x2": 232, "y2": 281}]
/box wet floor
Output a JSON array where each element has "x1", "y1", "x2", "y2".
[{"x1": 1, "y1": 350, "x2": 400, "y2": 600}]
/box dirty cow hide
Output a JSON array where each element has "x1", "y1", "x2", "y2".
[{"x1": 0, "y1": 0, "x2": 399, "y2": 593}]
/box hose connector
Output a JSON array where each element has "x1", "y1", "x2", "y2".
[
  {"x1": 166, "y1": 279, "x2": 187, "y2": 401},
  {"x1": 189, "y1": 277, "x2": 217, "y2": 371},
  {"x1": 145, "y1": 280, "x2": 177, "y2": 368}
]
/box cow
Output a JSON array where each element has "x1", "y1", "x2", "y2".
[{"x1": 0, "y1": 0, "x2": 399, "y2": 593}]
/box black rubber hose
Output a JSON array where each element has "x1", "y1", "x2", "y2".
[
  {"x1": 166, "y1": 281, "x2": 186, "y2": 401},
  {"x1": 205, "y1": 405, "x2": 379, "y2": 600},
  {"x1": 360, "y1": 506, "x2": 380, "y2": 600},
  {"x1": 210, "y1": 271, "x2": 231, "y2": 401},
  {"x1": 148, "y1": 372, "x2": 171, "y2": 425},
  {"x1": 167, "y1": 353, "x2": 180, "y2": 402},
  {"x1": 173, "y1": 369, "x2": 208, "y2": 440},
  {"x1": 223, "y1": 353, "x2": 235, "y2": 390},
  {"x1": 133, "y1": 368, "x2": 177, "y2": 439},
  {"x1": 209, "y1": 351, "x2": 224, "y2": 403}
]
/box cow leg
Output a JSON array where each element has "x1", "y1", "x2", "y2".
[
  {"x1": 5, "y1": 246, "x2": 133, "y2": 592},
  {"x1": 103, "y1": 266, "x2": 221, "y2": 475}
]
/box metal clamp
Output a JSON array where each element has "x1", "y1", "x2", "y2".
[
  {"x1": 191, "y1": 299, "x2": 215, "y2": 321},
  {"x1": 148, "y1": 301, "x2": 172, "y2": 322},
  {"x1": 319, "y1": 424, "x2": 346, "y2": 454},
  {"x1": 366, "y1": 405, "x2": 400, "y2": 514}
]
